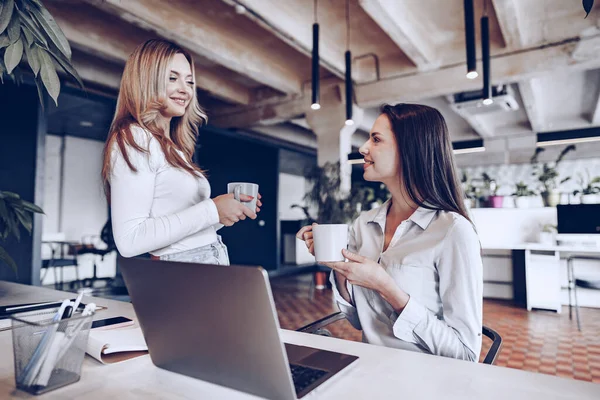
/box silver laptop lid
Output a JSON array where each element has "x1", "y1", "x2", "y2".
[{"x1": 120, "y1": 257, "x2": 297, "y2": 400}]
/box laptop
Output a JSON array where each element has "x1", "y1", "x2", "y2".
[{"x1": 119, "y1": 257, "x2": 358, "y2": 399}]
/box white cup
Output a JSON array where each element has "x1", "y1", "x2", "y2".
[
  {"x1": 227, "y1": 182, "x2": 259, "y2": 212},
  {"x1": 312, "y1": 224, "x2": 349, "y2": 262}
]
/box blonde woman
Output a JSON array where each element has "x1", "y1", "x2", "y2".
[{"x1": 102, "y1": 39, "x2": 261, "y2": 264}]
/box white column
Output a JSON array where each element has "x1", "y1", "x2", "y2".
[{"x1": 306, "y1": 93, "x2": 363, "y2": 195}]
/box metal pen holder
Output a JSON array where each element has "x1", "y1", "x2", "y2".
[{"x1": 11, "y1": 308, "x2": 94, "y2": 395}]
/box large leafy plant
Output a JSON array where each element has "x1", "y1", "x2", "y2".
[
  {"x1": 292, "y1": 162, "x2": 374, "y2": 225},
  {"x1": 0, "y1": 191, "x2": 44, "y2": 276},
  {"x1": 0, "y1": 0, "x2": 83, "y2": 106},
  {"x1": 573, "y1": 170, "x2": 600, "y2": 196},
  {"x1": 530, "y1": 145, "x2": 576, "y2": 193},
  {"x1": 512, "y1": 181, "x2": 536, "y2": 197}
]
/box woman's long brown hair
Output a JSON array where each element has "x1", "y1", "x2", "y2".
[
  {"x1": 380, "y1": 103, "x2": 472, "y2": 223},
  {"x1": 101, "y1": 39, "x2": 207, "y2": 201}
]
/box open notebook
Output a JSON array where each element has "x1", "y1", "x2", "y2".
[{"x1": 86, "y1": 327, "x2": 148, "y2": 364}]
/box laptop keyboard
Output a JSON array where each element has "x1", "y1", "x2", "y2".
[{"x1": 289, "y1": 363, "x2": 328, "y2": 394}]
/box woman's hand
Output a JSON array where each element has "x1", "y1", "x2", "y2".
[
  {"x1": 296, "y1": 223, "x2": 317, "y2": 256},
  {"x1": 256, "y1": 193, "x2": 262, "y2": 213},
  {"x1": 213, "y1": 193, "x2": 257, "y2": 227},
  {"x1": 323, "y1": 249, "x2": 410, "y2": 313}
]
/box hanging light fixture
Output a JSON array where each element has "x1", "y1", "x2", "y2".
[
  {"x1": 311, "y1": 0, "x2": 320, "y2": 110},
  {"x1": 481, "y1": 0, "x2": 492, "y2": 105},
  {"x1": 464, "y1": 0, "x2": 478, "y2": 79},
  {"x1": 344, "y1": 0, "x2": 353, "y2": 126}
]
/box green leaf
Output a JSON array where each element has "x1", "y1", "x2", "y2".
[
  {"x1": 14, "y1": 207, "x2": 32, "y2": 234},
  {"x1": 28, "y1": 0, "x2": 45, "y2": 9},
  {"x1": 0, "y1": 32, "x2": 9, "y2": 48},
  {"x1": 0, "y1": 191, "x2": 20, "y2": 200},
  {"x1": 48, "y1": 46, "x2": 83, "y2": 89},
  {"x1": 17, "y1": 9, "x2": 47, "y2": 47},
  {"x1": 34, "y1": 73, "x2": 46, "y2": 110},
  {"x1": 20, "y1": 199, "x2": 43, "y2": 214},
  {"x1": 0, "y1": 0, "x2": 14, "y2": 34},
  {"x1": 0, "y1": 57, "x2": 5, "y2": 79},
  {"x1": 24, "y1": 41, "x2": 40, "y2": 76},
  {"x1": 6, "y1": 7, "x2": 20, "y2": 43},
  {"x1": 4, "y1": 36, "x2": 23, "y2": 74},
  {"x1": 21, "y1": 24, "x2": 33, "y2": 46},
  {"x1": 29, "y1": 4, "x2": 71, "y2": 59},
  {"x1": 38, "y1": 47, "x2": 60, "y2": 106},
  {"x1": 0, "y1": 245, "x2": 18, "y2": 277}
]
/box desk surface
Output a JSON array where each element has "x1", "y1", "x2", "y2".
[
  {"x1": 1, "y1": 281, "x2": 598, "y2": 399},
  {"x1": 482, "y1": 243, "x2": 600, "y2": 253}
]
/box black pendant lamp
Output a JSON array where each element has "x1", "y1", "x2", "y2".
[
  {"x1": 345, "y1": 0, "x2": 353, "y2": 125},
  {"x1": 311, "y1": 0, "x2": 320, "y2": 110},
  {"x1": 464, "y1": 0, "x2": 478, "y2": 79},
  {"x1": 481, "y1": 0, "x2": 492, "y2": 105}
]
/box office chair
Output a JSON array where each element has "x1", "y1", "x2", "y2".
[
  {"x1": 297, "y1": 312, "x2": 503, "y2": 365},
  {"x1": 567, "y1": 255, "x2": 600, "y2": 331},
  {"x1": 76, "y1": 219, "x2": 118, "y2": 293}
]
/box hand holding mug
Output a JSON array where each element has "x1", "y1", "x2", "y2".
[
  {"x1": 296, "y1": 223, "x2": 317, "y2": 256},
  {"x1": 213, "y1": 193, "x2": 257, "y2": 227}
]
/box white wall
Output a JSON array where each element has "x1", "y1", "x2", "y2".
[
  {"x1": 278, "y1": 172, "x2": 309, "y2": 220},
  {"x1": 43, "y1": 135, "x2": 62, "y2": 235},
  {"x1": 41, "y1": 135, "x2": 114, "y2": 286}
]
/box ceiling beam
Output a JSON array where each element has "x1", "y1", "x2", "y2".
[
  {"x1": 356, "y1": 36, "x2": 600, "y2": 108},
  {"x1": 518, "y1": 78, "x2": 546, "y2": 132},
  {"x1": 460, "y1": 115, "x2": 496, "y2": 138},
  {"x1": 222, "y1": 0, "x2": 344, "y2": 78},
  {"x1": 359, "y1": 0, "x2": 438, "y2": 70},
  {"x1": 592, "y1": 90, "x2": 600, "y2": 125},
  {"x1": 491, "y1": 0, "x2": 526, "y2": 48},
  {"x1": 85, "y1": 0, "x2": 304, "y2": 94},
  {"x1": 213, "y1": 36, "x2": 600, "y2": 128},
  {"x1": 46, "y1": 2, "x2": 251, "y2": 105}
]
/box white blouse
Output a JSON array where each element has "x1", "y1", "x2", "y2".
[
  {"x1": 331, "y1": 200, "x2": 483, "y2": 362},
  {"x1": 109, "y1": 125, "x2": 220, "y2": 258}
]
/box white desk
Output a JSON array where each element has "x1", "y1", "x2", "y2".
[
  {"x1": 482, "y1": 243, "x2": 600, "y2": 311},
  {"x1": 1, "y1": 281, "x2": 598, "y2": 399}
]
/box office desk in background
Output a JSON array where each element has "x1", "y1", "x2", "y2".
[{"x1": 0, "y1": 281, "x2": 598, "y2": 399}]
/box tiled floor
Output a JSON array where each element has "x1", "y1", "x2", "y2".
[{"x1": 270, "y1": 274, "x2": 600, "y2": 384}]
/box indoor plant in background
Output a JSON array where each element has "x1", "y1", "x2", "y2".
[
  {"x1": 530, "y1": 144, "x2": 576, "y2": 207},
  {"x1": 512, "y1": 181, "x2": 537, "y2": 208},
  {"x1": 0, "y1": 0, "x2": 84, "y2": 105},
  {"x1": 0, "y1": 191, "x2": 44, "y2": 277},
  {"x1": 572, "y1": 170, "x2": 600, "y2": 204},
  {"x1": 1, "y1": 0, "x2": 78, "y2": 276},
  {"x1": 461, "y1": 172, "x2": 481, "y2": 208},
  {"x1": 482, "y1": 172, "x2": 503, "y2": 208}
]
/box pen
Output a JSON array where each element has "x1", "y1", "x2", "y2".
[{"x1": 73, "y1": 292, "x2": 84, "y2": 312}]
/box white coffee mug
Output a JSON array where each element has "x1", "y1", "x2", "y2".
[
  {"x1": 227, "y1": 182, "x2": 259, "y2": 212},
  {"x1": 312, "y1": 224, "x2": 349, "y2": 262}
]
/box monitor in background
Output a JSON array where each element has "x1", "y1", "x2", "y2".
[{"x1": 557, "y1": 204, "x2": 600, "y2": 234}]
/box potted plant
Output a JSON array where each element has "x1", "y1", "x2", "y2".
[
  {"x1": 1, "y1": 1, "x2": 73, "y2": 276},
  {"x1": 511, "y1": 181, "x2": 537, "y2": 208},
  {"x1": 530, "y1": 145, "x2": 576, "y2": 207},
  {"x1": 482, "y1": 172, "x2": 503, "y2": 208},
  {"x1": 572, "y1": 170, "x2": 600, "y2": 204},
  {"x1": 0, "y1": 191, "x2": 44, "y2": 277},
  {"x1": 461, "y1": 172, "x2": 481, "y2": 208},
  {"x1": 539, "y1": 224, "x2": 557, "y2": 246},
  {"x1": 0, "y1": 0, "x2": 84, "y2": 105}
]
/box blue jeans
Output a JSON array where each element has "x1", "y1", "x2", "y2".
[{"x1": 160, "y1": 236, "x2": 230, "y2": 265}]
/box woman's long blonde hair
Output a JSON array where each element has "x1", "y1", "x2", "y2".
[{"x1": 102, "y1": 39, "x2": 207, "y2": 200}]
